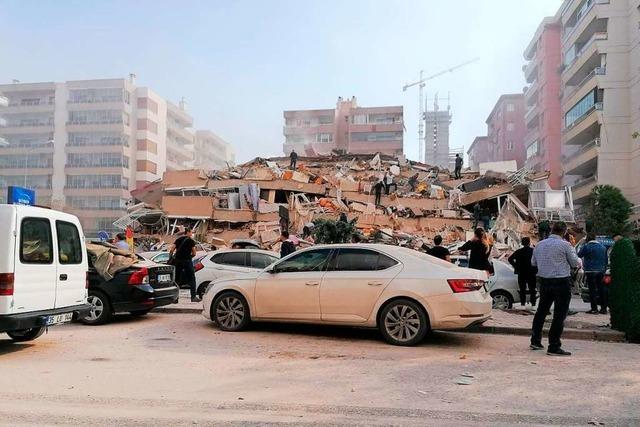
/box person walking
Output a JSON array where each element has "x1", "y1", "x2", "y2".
[
  {"x1": 578, "y1": 233, "x2": 608, "y2": 314},
  {"x1": 454, "y1": 153, "x2": 463, "y2": 179},
  {"x1": 530, "y1": 221, "x2": 581, "y2": 356},
  {"x1": 427, "y1": 235, "x2": 451, "y2": 262},
  {"x1": 508, "y1": 237, "x2": 537, "y2": 307},
  {"x1": 459, "y1": 228, "x2": 492, "y2": 272},
  {"x1": 289, "y1": 149, "x2": 298, "y2": 170},
  {"x1": 170, "y1": 229, "x2": 199, "y2": 302},
  {"x1": 280, "y1": 230, "x2": 296, "y2": 258}
]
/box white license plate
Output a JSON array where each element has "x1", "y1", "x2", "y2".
[
  {"x1": 158, "y1": 274, "x2": 171, "y2": 283},
  {"x1": 45, "y1": 312, "x2": 73, "y2": 326}
]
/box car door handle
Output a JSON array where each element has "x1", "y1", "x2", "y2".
[
  {"x1": 59, "y1": 274, "x2": 68, "y2": 281},
  {"x1": 305, "y1": 281, "x2": 320, "y2": 286},
  {"x1": 368, "y1": 281, "x2": 383, "y2": 286}
]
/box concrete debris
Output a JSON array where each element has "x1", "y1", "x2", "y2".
[{"x1": 121, "y1": 152, "x2": 569, "y2": 254}]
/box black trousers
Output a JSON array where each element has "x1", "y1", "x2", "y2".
[
  {"x1": 518, "y1": 272, "x2": 537, "y2": 306},
  {"x1": 290, "y1": 159, "x2": 297, "y2": 170},
  {"x1": 175, "y1": 260, "x2": 197, "y2": 298},
  {"x1": 586, "y1": 272, "x2": 606, "y2": 311},
  {"x1": 531, "y1": 277, "x2": 572, "y2": 350},
  {"x1": 454, "y1": 166, "x2": 461, "y2": 179},
  {"x1": 374, "y1": 190, "x2": 382, "y2": 206}
]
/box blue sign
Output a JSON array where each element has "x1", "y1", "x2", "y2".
[{"x1": 7, "y1": 186, "x2": 36, "y2": 206}]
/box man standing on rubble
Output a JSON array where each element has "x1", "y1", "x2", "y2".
[
  {"x1": 373, "y1": 179, "x2": 384, "y2": 206},
  {"x1": 170, "y1": 229, "x2": 199, "y2": 303},
  {"x1": 508, "y1": 237, "x2": 537, "y2": 307},
  {"x1": 289, "y1": 149, "x2": 298, "y2": 170},
  {"x1": 454, "y1": 154, "x2": 463, "y2": 179},
  {"x1": 530, "y1": 221, "x2": 581, "y2": 356}
]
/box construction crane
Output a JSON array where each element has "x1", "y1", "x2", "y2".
[{"x1": 403, "y1": 57, "x2": 480, "y2": 163}]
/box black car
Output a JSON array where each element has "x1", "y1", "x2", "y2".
[{"x1": 81, "y1": 257, "x2": 179, "y2": 325}]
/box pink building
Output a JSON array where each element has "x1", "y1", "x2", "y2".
[
  {"x1": 283, "y1": 97, "x2": 403, "y2": 157},
  {"x1": 523, "y1": 17, "x2": 563, "y2": 189},
  {"x1": 485, "y1": 94, "x2": 527, "y2": 168},
  {"x1": 467, "y1": 136, "x2": 492, "y2": 170}
]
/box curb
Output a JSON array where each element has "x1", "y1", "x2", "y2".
[{"x1": 469, "y1": 325, "x2": 627, "y2": 343}]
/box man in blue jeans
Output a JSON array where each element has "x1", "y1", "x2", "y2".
[
  {"x1": 170, "y1": 229, "x2": 199, "y2": 302},
  {"x1": 578, "y1": 233, "x2": 608, "y2": 314},
  {"x1": 530, "y1": 221, "x2": 581, "y2": 356}
]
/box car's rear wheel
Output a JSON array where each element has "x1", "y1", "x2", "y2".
[
  {"x1": 82, "y1": 291, "x2": 113, "y2": 325},
  {"x1": 491, "y1": 290, "x2": 513, "y2": 310},
  {"x1": 212, "y1": 292, "x2": 250, "y2": 332},
  {"x1": 7, "y1": 327, "x2": 45, "y2": 342},
  {"x1": 379, "y1": 299, "x2": 429, "y2": 346}
]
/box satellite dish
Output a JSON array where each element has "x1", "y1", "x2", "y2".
[{"x1": 97, "y1": 231, "x2": 110, "y2": 242}]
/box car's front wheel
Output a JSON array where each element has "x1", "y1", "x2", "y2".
[
  {"x1": 491, "y1": 290, "x2": 514, "y2": 310},
  {"x1": 212, "y1": 292, "x2": 250, "y2": 332},
  {"x1": 379, "y1": 299, "x2": 429, "y2": 346},
  {"x1": 81, "y1": 291, "x2": 113, "y2": 325},
  {"x1": 7, "y1": 327, "x2": 46, "y2": 342}
]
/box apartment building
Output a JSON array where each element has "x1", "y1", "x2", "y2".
[
  {"x1": 484, "y1": 94, "x2": 528, "y2": 168},
  {"x1": 523, "y1": 17, "x2": 564, "y2": 189},
  {"x1": 0, "y1": 77, "x2": 197, "y2": 236},
  {"x1": 558, "y1": 0, "x2": 640, "y2": 206},
  {"x1": 194, "y1": 130, "x2": 235, "y2": 170},
  {"x1": 283, "y1": 96, "x2": 403, "y2": 157},
  {"x1": 424, "y1": 99, "x2": 452, "y2": 169},
  {"x1": 467, "y1": 136, "x2": 492, "y2": 170}
]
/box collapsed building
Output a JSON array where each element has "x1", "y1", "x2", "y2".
[{"x1": 121, "y1": 153, "x2": 575, "y2": 256}]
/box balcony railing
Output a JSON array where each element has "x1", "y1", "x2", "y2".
[
  {"x1": 562, "y1": 0, "x2": 609, "y2": 44},
  {"x1": 564, "y1": 102, "x2": 602, "y2": 131},
  {"x1": 562, "y1": 66, "x2": 606, "y2": 102},
  {"x1": 565, "y1": 138, "x2": 600, "y2": 162},
  {"x1": 525, "y1": 104, "x2": 539, "y2": 123},
  {"x1": 564, "y1": 31, "x2": 607, "y2": 71}
]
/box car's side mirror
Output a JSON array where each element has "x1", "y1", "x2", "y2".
[{"x1": 266, "y1": 266, "x2": 277, "y2": 274}]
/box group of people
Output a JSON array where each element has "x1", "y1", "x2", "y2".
[{"x1": 372, "y1": 170, "x2": 397, "y2": 206}]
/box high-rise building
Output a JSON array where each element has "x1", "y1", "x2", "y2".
[
  {"x1": 522, "y1": 16, "x2": 563, "y2": 189},
  {"x1": 485, "y1": 94, "x2": 527, "y2": 168},
  {"x1": 467, "y1": 136, "x2": 492, "y2": 170},
  {"x1": 423, "y1": 98, "x2": 451, "y2": 168},
  {"x1": 558, "y1": 0, "x2": 640, "y2": 207},
  {"x1": 283, "y1": 97, "x2": 403, "y2": 157},
  {"x1": 195, "y1": 130, "x2": 235, "y2": 170},
  {"x1": 0, "y1": 77, "x2": 203, "y2": 236}
]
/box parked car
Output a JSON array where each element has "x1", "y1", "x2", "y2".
[
  {"x1": 485, "y1": 260, "x2": 521, "y2": 309},
  {"x1": 202, "y1": 244, "x2": 491, "y2": 346},
  {"x1": 195, "y1": 249, "x2": 279, "y2": 298},
  {"x1": 0, "y1": 205, "x2": 91, "y2": 342},
  {"x1": 139, "y1": 250, "x2": 207, "y2": 264},
  {"x1": 82, "y1": 256, "x2": 179, "y2": 325}
]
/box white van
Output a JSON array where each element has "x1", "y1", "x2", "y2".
[{"x1": 0, "y1": 204, "x2": 91, "y2": 342}]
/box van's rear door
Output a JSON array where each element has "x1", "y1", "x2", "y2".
[
  {"x1": 13, "y1": 213, "x2": 57, "y2": 313},
  {"x1": 0, "y1": 206, "x2": 17, "y2": 315},
  {"x1": 53, "y1": 219, "x2": 87, "y2": 309}
]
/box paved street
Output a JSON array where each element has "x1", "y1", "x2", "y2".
[{"x1": 1, "y1": 312, "x2": 639, "y2": 426}]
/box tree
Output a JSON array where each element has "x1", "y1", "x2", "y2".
[
  {"x1": 584, "y1": 185, "x2": 633, "y2": 236},
  {"x1": 609, "y1": 238, "x2": 640, "y2": 342},
  {"x1": 312, "y1": 217, "x2": 358, "y2": 244}
]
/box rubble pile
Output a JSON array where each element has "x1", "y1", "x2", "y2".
[{"x1": 125, "y1": 153, "x2": 570, "y2": 255}]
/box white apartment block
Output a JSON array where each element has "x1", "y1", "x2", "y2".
[
  {"x1": 0, "y1": 77, "x2": 198, "y2": 236},
  {"x1": 195, "y1": 130, "x2": 235, "y2": 170},
  {"x1": 559, "y1": 0, "x2": 640, "y2": 207}
]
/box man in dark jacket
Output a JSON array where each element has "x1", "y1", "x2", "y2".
[
  {"x1": 280, "y1": 230, "x2": 296, "y2": 258},
  {"x1": 289, "y1": 149, "x2": 298, "y2": 170},
  {"x1": 508, "y1": 237, "x2": 537, "y2": 307},
  {"x1": 170, "y1": 229, "x2": 199, "y2": 302},
  {"x1": 454, "y1": 154, "x2": 463, "y2": 179},
  {"x1": 577, "y1": 233, "x2": 608, "y2": 314}
]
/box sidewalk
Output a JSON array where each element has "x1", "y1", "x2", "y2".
[{"x1": 156, "y1": 292, "x2": 627, "y2": 343}]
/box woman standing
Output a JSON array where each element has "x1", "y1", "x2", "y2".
[{"x1": 459, "y1": 228, "x2": 492, "y2": 273}]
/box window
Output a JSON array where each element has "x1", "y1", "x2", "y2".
[
  {"x1": 565, "y1": 89, "x2": 599, "y2": 128},
  {"x1": 350, "y1": 132, "x2": 402, "y2": 142},
  {"x1": 526, "y1": 141, "x2": 539, "y2": 159},
  {"x1": 65, "y1": 175, "x2": 128, "y2": 189},
  {"x1": 249, "y1": 253, "x2": 278, "y2": 269},
  {"x1": 68, "y1": 133, "x2": 128, "y2": 147},
  {"x1": 56, "y1": 221, "x2": 82, "y2": 264},
  {"x1": 506, "y1": 122, "x2": 515, "y2": 131},
  {"x1": 273, "y1": 249, "x2": 332, "y2": 273},
  {"x1": 212, "y1": 252, "x2": 247, "y2": 267},
  {"x1": 507, "y1": 140, "x2": 514, "y2": 151},
  {"x1": 332, "y1": 248, "x2": 398, "y2": 271},
  {"x1": 506, "y1": 103, "x2": 515, "y2": 112},
  {"x1": 316, "y1": 133, "x2": 333, "y2": 143},
  {"x1": 20, "y1": 218, "x2": 53, "y2": 264},
  {"x1": 153, "y1": 252, "x2": 170, "y2": 263}
]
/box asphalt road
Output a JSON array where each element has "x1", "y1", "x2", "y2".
[{"x1": 1, "y1": 312, "x2": 639, "y2": 426}]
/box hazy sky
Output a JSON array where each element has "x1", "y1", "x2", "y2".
[{"x1": 0, "y1": 0, "x2": 561, "y2": 163}]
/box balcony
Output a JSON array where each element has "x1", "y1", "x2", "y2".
[
  {"x1": 525, "y1": 104, "x2": 540, "y2": 127},
  {"x1": 571, "y1": 175, "x2": 597, "y2": 203},
  {"x1": 166, "y1": 124, "x2": 194, "y2": 144},
  {"x1": 563, "y1": 66, "x2": 605, "y2": 106},
  {"x1": 524, "y1": 79, "x2": 539, "y2": 105},
  {"x1": 0, "y1": 122, "x2": 54, "y2": 134},
  {"x1": 3, "y1": 101, "x2": 55, "y2": 114},
  {"x1": 563, "y1": 32, "x2": 607, "y2": 83},
  {"x1": 523, "y1": 61, "x2": 538, "y2": 84},
  {"x1": 283, "y1": 123, "x2": 334, "y2": 136},
  {"x1": 564, "y1": 139, "x2": 599, "y2": 175}
]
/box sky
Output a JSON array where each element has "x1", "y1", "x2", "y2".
[{"x1": 0, "y1": 0, "x2": 561, "y2": 163}]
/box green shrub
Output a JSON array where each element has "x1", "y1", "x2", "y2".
[
  {"x1": 609, "y1": 238, "x2": 640, "y2": 342},
  {"x1": 312, "y1": 217, "x2": 358, "y2": 244}
]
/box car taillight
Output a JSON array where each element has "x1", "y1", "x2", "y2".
[
  {"x1": 447, "y1": 279, "x2": 485, "y2": 293},
  {"x1": 128, "y1": 267, "x2": 149, "y2": 285},
  {"x1": 603, "y1": 275, "x2": 611, "y2": 285},
  {"x1": 194, "y1": 262, "x2": 204, "y2": 272},
  {"x1": 0, "y1": 273, "x2": 14, "y2": 296}
]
